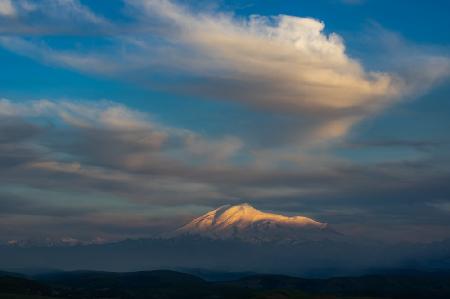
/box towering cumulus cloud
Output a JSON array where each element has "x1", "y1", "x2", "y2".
[
  {"x1": 136, "y1": 0, "x2": 397, "y2": 109},
  {"x1": 128, "y1": 0, "x2": 403, "y2": 142}
]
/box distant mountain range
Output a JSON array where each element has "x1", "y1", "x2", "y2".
[
  {"x1": 6, "y1": 203, "x2": 339, "y2": 246},
  {"x1": 5, "y1": 237, "x2": 108, "y2": 248},
  {"x1": 1, "y1": 204, "x2": 450, "y2": 277}
]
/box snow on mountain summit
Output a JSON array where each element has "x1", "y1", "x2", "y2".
[{"x1": 172, "y1": 203, "x2": 336, "y2": 242}]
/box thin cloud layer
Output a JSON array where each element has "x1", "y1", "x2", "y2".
[
  {"x1": 0, "y1": 99, "x2": 244, "y2": 169},
  {"x1": 0, "y1": 0, "x2": 110, "y2": 34}
]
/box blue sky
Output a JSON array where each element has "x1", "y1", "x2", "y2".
[{"x1": 0, "y1": 0, "x2": 449, "y2": 243}]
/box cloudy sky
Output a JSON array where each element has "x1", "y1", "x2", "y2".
[{"x1": 1, "y1": 0, "x2": 450, "y2": 243}]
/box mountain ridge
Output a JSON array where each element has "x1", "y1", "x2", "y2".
[{"x1": 3, "y1": 268, "x2": 450, "y2": 299}]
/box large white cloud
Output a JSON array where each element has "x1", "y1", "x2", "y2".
[
  {"x1": 133, "y1": 0, "x2": 397, "y2": 110},
  {"x1": 0, "y1": 0, "x2": 448, "y2": 147}
]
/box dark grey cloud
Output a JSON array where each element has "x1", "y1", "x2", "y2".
[
  {"x1": 0, "y1": 191, "x2": 94, "y2": 217},
  {"x1": 0, "y1": 117, "x2": 43, "y2": 168},
  {"x1": 343, "y1": 138, "x2": 445, "y2": 152}
]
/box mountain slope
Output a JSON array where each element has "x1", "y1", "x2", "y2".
[{"x1": 172, "y1": 203, "x2": 337, "y2": 242}]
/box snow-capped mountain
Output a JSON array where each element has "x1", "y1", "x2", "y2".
[{"x1": 172, "y1": 203, "x2": 339, "y2": 243}]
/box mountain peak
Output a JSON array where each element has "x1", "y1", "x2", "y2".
[
  {"x1": 211, "y1": 203, "x2": 260, "y2": 221},
  {"x1": 172, "y1": 203, "x2": 334, "y2": 243}
]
